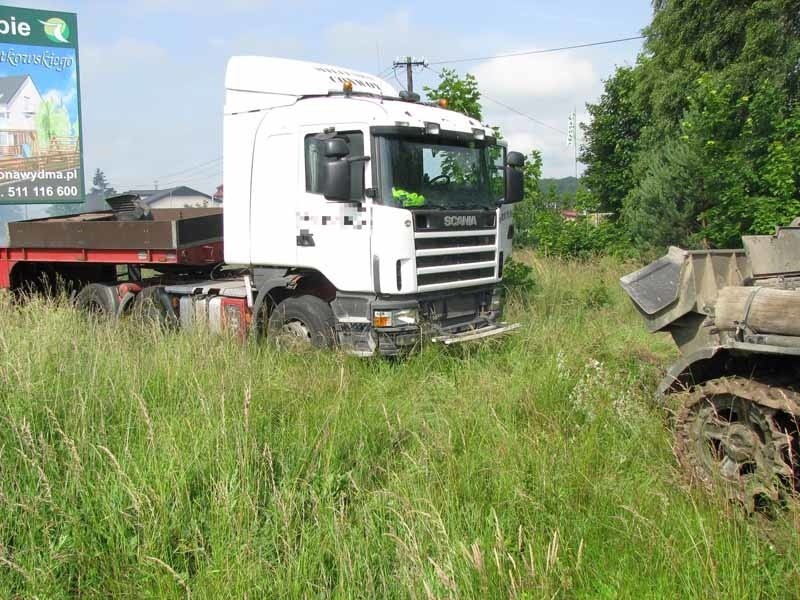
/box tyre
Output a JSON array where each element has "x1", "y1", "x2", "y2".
[
  {"x1": 267, "y1": 295, "x2": 337, "y2": 349},
  {"x1": 131, "y1": 286, "x2": 178, "y2": 329},
  {"x1": 74, "y1": 283, "x2": 119, "y2": 317}
]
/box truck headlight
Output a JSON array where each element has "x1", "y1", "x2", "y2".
[{"x1": 373, "y1": 308, "x2": 419, "y2": 328}]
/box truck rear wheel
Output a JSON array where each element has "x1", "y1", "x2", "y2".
[
  {"x1": 131, "y1": 286, "x2": 178, "y2": 329},
  {"x1": 74, "y1": 283, "x2": 119, "y2": 317},
  {"x1": 267, "y1": 295, "x2": 336, "y2": 349}
]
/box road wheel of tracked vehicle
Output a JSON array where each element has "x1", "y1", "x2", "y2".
[
  {"x1": 674, "y1": 377, "x2": 800, "y2": 511},
  {"x1": 74, "y1": 283, "x2": 119, "y2": 318},
  {"x1": 267, "y1": 295, "x2": 336, "y2": 350}
]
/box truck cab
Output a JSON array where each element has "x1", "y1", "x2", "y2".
[{"x1": 223, "y1": 57, "x2": 525, "y2": 355}]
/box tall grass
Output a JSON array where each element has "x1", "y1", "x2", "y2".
[{"x1": 0, "y1": 254, "x2": 798, "y2": 598}]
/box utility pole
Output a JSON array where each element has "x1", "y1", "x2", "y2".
[
  {"x1": 567, "y1": 108, "x2": 578, "y2": 181},
  {"x1": 393, "y1": 56, "x2": 427, "y2": 93}
]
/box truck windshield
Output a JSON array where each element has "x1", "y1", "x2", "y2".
[{"x1": 376, "y1": 136, "x2": 503, "y2": 210}]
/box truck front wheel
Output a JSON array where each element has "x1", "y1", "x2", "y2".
[{"x1": 267, "y1": 295, "x2": 336, "y2": 349}]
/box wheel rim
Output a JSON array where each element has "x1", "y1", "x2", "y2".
[
  {"x1": 679, "y1": 393, "x2": 793, "y2": 509},
  {"x1": 282, "y1": 320, "x2": 311, "y2": 340},
  {"x1": 274, "y1": 319, "x2": 312, "y2": 349}
]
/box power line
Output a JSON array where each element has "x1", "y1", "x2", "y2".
[
  {"x1": 428, "y1": 35, "x2": 645, "y2": 66},
  {"x1": 376, "y1": 65, "x2": 395, "y2": 79},
  {"x1": 150, "y1": 156, "x2": 222, "y2": 183},
  {"x1": 157, "y1": 165, "x2": 222, "y2": 188},
  {"x1": 482, "y1": 94, "x2": 568, "y2": 135},
  {"x1": 392, "y1": 66, "x2": 405, "y2": 91},
  {"x1": 114, "y1": 157, "x2": 222, "y2": 191},
  {"x1": 423, "y1": 65, "x2": 567, "y2": 135}
]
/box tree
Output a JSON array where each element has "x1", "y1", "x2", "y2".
[
  {"x1": 581, "y1": 0, "x2": 800, "y2": 249},
  {"x1": 86, "y1": 168, "x2": 117, "y2": 211},
  {"x1": 580, "y1": 67, "x2": 644, "y2": 214},
  {"x1": 424, "y1": 69, "x2": 482, "y2": 121},
  {"x1": 91, "y1": 168, "x2": 117, "y2": 198}
]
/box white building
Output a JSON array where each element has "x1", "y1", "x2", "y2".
[
  {"x1": 0, "y1": 75, "x2": 42, "y2": 157},
  {"x1": 125, "y1": 186, "x2": 220, "y2": 209}
]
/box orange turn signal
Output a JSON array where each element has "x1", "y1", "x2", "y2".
[{"x1": 373, "y1": 314, "x2": 391, "y2": 328}]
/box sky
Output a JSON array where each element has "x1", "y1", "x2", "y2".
[{"x1": 0, "y1": 0, "x2": 654, "y2": 200}]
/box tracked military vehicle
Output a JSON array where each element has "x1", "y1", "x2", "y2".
[{"x1": 621, "y1": 220, "x2": 800, "y2": 509}]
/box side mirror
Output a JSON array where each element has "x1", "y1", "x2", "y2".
[
  {"x1": 322, "y1": 159, "x2": 352, "y2": 201},
  {"x1": 324, "y1": 138, "x2": 349, "y2": 159},
  {"x1": 507, "y1": 151, "x2": 525, "y2": 168},
  {"x1": 320, "y1": 138, "x2": 370, "y2": 202},
  {"x1": 505, "y1": 151, "x2": 526, "y2": 204}
]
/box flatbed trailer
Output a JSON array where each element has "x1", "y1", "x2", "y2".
[
  {"x1": 0, "y1": 207, "x2": 225, "y2": 291},
  {"x1": 0, "y1": 203, "x2": 308, "y2": 343}
]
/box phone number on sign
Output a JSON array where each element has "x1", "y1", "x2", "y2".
[{"x1": 5, "y1": 185, "x2": 80, "y2": 198}]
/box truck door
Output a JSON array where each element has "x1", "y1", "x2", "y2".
[{"x1": 296, "y1": 126, "x2": 373, "y2": 293}]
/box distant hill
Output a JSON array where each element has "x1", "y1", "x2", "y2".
[{"x1": 539, "y1": 177, "x2": 578, "y2": 197}]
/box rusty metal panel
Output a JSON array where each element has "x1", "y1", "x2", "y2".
[
  {"x1": 6, "y1": 208, "x2": 222, "y2": 251},
  {"x1": 743, "y1": 226, "x2": 800, "y2": 278},
  {"x1": 620, "y1": 247, "x2": 684, "y2": 315},
  {"x1": 175, "y1": 213, "x2": 224, "y2": 247}
]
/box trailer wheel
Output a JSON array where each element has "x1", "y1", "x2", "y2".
[
  {"x1": 268, "y1": 295, "x2": 336, "y2": 349},
  {"x1": 132, "y1": 286, "x2": 178, "y2": 329},
  {"x1": 74, "y1": 283, "x2": 120, "y2": 318}
]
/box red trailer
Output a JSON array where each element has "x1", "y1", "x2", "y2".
[
  {"x1": 1, "y1": 206, "x2": 224, "y2": 292},
  {"x1": 0, "y1": 202, "x2": 256, "y2": 333}
]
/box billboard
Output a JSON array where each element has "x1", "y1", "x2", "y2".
[{"x1": 0, "y1": 6, "x2": 83, "y2": 204}]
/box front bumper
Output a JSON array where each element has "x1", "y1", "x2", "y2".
[
  {"x1": 331, "y1": 287, "x2": 519, "y2": 356},
  {"x1": 431, "y1": 322, "x2": 521, "y2": 344}
]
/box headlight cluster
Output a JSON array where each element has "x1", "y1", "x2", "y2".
[{"x1": 373, "y1": 308, "x2": 419, "y2": 328}]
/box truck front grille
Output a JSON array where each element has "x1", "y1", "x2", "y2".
[{"x1": 414, "y1": 228, "x2": 498, "y2": 291}]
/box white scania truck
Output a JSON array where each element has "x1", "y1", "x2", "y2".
[{"x1": 1, "y1": 57, "x2": 527, "y2": 356}]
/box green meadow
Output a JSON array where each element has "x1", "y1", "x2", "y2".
[{"x1": 0, "y1": 254, "x2": 798, "y2": 598}]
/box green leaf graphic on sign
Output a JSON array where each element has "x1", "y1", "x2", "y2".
[{"x1": 39, "y1": 17, "x2": 70, "y2": 43}]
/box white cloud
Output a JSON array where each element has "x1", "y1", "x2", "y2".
[
  {"x1": 473, "y1": 52, "x2": 596, "y2": 101},
  {"x1": 471, "y1": 53, "x2": 599, "y2": 176}
]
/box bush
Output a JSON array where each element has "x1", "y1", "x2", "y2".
[
  {"x1": 502, "y1": 257, "x2": 536, "y2": 295},
  {"x1": 515, "y1": 210, "x2": 635, "y2": 259}
]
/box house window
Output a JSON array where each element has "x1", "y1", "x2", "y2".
[
  {"x1": 0, "y1": 111, "x2": 9, "y2": 120},
  {"x1": 0, "y1": 132, "x2": 14, "y2": 146},
  {"x1": 304, "y1": 131, "x2": 365, "y2": 201}
]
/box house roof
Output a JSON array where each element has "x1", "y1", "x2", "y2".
[
  {"x1": 124, "y1": 185, "x2": 217, "y2": 205},
  {"x1": 0, "y1": 75, "x2": 30, "y2": 106}
]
